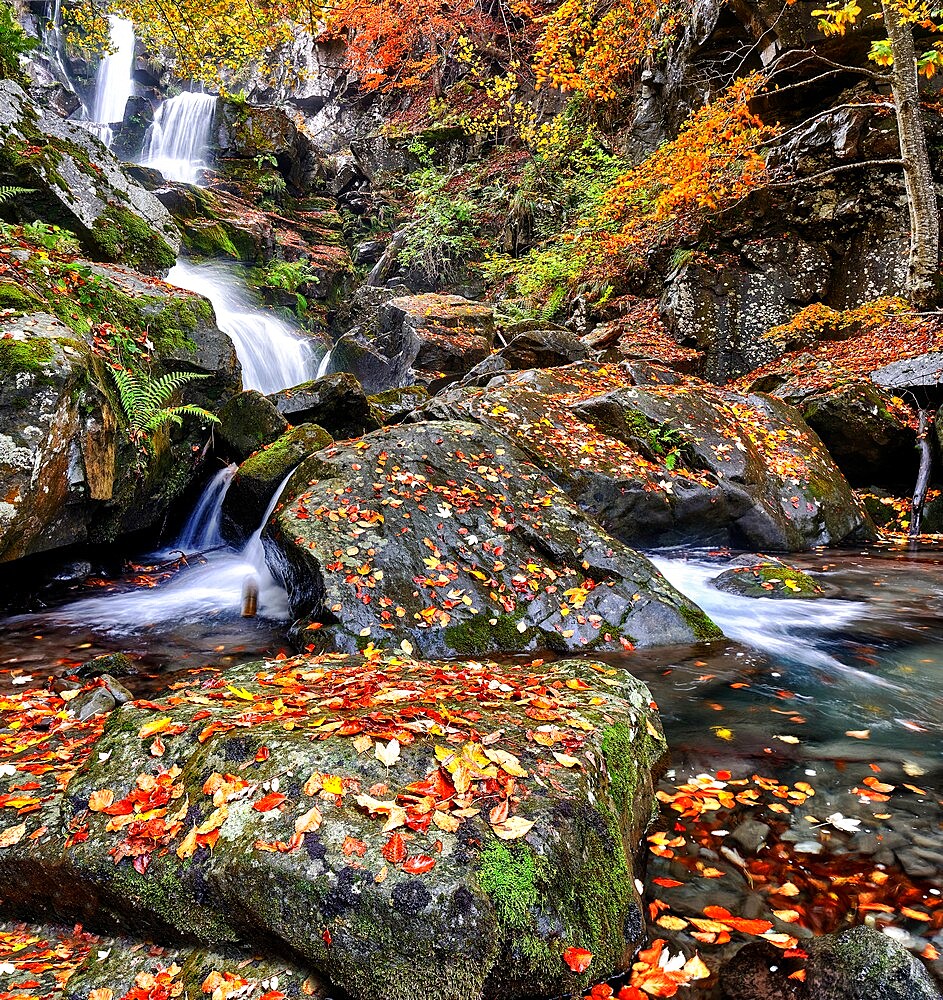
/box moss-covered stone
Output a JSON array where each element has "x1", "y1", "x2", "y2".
[
  {"x1": 90, "y1": 205, "x2": 176, "y2": 274},
  {"x1": 0, "y1": 652, "x2": 667, "y2": 1000},
  {"x1": 0, "y1": 280, "x2": 42, "y2": 314},
  {"x1": 0, "y1": 336, "x2": 56, "y2": 375},
  {"x1": 368, "y1": 385, "x2": 430, "y2": 425},
  {"x1": 713, "y1": 561, "x2": 825, "y2": 600}
]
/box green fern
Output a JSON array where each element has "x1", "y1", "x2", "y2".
[
  {"x1": 110, "y1": 365, "x2": 220, "y2": 450},
  {"x1": 0, "y1": 186, "x2": 33, "y2": 207}
]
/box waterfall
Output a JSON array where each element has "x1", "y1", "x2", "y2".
[
  {"x1": 176, "y1": 463, "x2": 237, "y2": 552},
  {"x1": 168, "y1": 260, "x2": 318, "y2": 395},
  {"x1": 88, "y1": 16, "x2": 136, "y2": 147},
  {"x1": 141, "y1": 92, "x2": 217, "y2": 184},
  {"x1": 316, "y1": 347, "x2": 333, "y2": 379},
  {"x1": 52, "y1": 471, "x2": 294, "y2": 629}
]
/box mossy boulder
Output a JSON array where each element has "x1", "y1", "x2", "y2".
[
  {"x1": 61, "y1": 935, "x2": 325, "y2": 1000},
  {"x1": 368, "y1": 385, "x2": 430, "y2": 425},
  {"x1": 720, "y1": 924, "x2": 941, "y2": 1000},
  {"x1": 0, "y1": 79, "x2": 179, "y2": 274},
  {"x1": 269, "y1": 372, "x2": 379, "y2": 440},
  {"x1": 428, "y1": 362, "x2": 875, "y2": 552},
  {"x1": 264, "y1": 419, "x2": 718, "y2": 655},
  {"x1": 219, "y1": 390, "x2": 289, "y2": 461},
  {"x1": 0, "y1": 652, "x2": 669, "y2": 1000},
  {"x1": 221, "y1": 423, "x2": 333, "y2": 542},
  {"x1": 713, "y1": 560, "x2": 825, "y2": 599},
  {"x1": 460, "y1": 327, "x2": 593, "y2": 388}
]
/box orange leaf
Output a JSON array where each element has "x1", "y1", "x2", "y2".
[{"x1": 563, "y1": 947, "x2": 593, "y2": 973}]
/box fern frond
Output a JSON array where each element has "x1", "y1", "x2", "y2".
[{"x1": 0, "y1": 186, "x2": 34, "y2": 207}]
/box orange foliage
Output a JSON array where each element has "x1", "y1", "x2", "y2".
[
  {"x1": 594, "y1": 73, "x2": 775, "y2": 262},
  {"x1": 323, "y1": 0, "x2": 494, "y2": 91},
  {"x1": 534, "y1": 0, "x2": 686, "y2": 99}
]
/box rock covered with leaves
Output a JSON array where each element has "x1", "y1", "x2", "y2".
[
  {"x1": 428, "y1": 362, "x2": 874, "y2": 551},
  {"x1": 0, "y1": 651, "x2": 669, "y2": 1000},
  {"x1": 264, "y1": 419, "x2": 717, "y2": 655}
]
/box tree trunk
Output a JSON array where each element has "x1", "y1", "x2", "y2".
[
  {"x1": 884, "y1": 1, "x2": 941, "y2": 306},
  {"x1": 909, "y1": 407, "x2": 934, "y2": 538}
]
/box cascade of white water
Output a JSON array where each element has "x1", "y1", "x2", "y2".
[
  {"x1": 141, "y1": 92, "x2": 217, "y2": 184},
  {"x1": 176, "y1": 463, "x2": 237, "y2": 552},
  {"x1": 168, "y1": 260, "x2": 318, "y2": 395},
  {"x1": 315, "y1": 347, "x2": 333, "y2": 379},
  {"x1": 88, "y1": 16, "x2": 136, "y2": 147}
]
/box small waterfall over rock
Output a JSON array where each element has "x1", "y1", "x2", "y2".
[
  {"x1": 141, "y1": 92, "x2": 217, "y2": 184},
  {"x1": 168, "y1": 260, "x2": 318, "y2": 394},
  {"x1": 176, "y1": 463, "x2": 237, "y2": 552},
  {"x1": 88, "y1": 16, "x2": 136, "y2": 147}
]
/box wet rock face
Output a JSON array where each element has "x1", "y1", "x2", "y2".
[
  {"x1": 0, "y1": 653, "x2": 669, "y2": 1000},
  {"x1": 264, "y1": 419, "x2": 717, "y2": 655},
  {"x1": 268, "y1": 372, "x2": 379, "y2": 439},
  {"x1": 222, "y1": 423, "x2": 333, "y2": 542},
  {"x1": 797, "y1": 381, "x2": 917, "y2": 488},
  {"x1": 219, "y1": 390, "x2": 289, "y2": 461},
  {"x1": 427, "y1": 362, "x2": 874, "y2": 552},
  {"x1": 0, "y1": 263, "x2": 240, "y2": 561},
  {"x1": 0, "y1": 79, "x2": 179, "y2": 273},
  {"x1": 720, "y1": 925, "x2": 942, "y2": 1000},
  {"x1": 374, "y1": 294, "x2": 496, "y2": 389}
]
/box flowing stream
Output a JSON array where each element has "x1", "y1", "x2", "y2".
[
  {"x1": 87, "y1": 16, "x2": 136, "y2": 147},
  {"x1": 169, "y1": 260, "x2": 318, "y2": 395}
]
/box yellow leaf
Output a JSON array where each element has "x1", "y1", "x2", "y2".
[
  {"x1": 491, "y1": 816, "x2": 535, "y2": 840},
  {"x1": 138, "y1": 717, "x2": 172, "y2": 739},
  {"x1": 88, "y1": 788, "x2": 114, "y2": 812},
  {"x1": 552, "y1": 752, "x2": 581, "y2": 768},
  {"x1": 226, "y1": 685, "x2": 256, "y2": 701},
  {"x1": 176, "y1": 827, "x2": 198, "y2": 859},
  {"x1": 484, "y1": 747, "x2": 527, "y2": 777}
]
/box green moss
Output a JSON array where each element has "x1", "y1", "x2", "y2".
[
  {"x1": 444, "y1": 609, "x2": 537, "y2": 654},
  {"x1": 0, "y1": 337, "x2": 55, "y2": 375},
  {"x1": 91, "y1": 205, "x2": 176, "y2": 273},
  {"x1": 240, "y1": 424, "x2": 333, "y2": 483},
  {"x1": 0, "y1": 282, "x2": 42, "y2": 314},
  {"x1": 679, "y1": 602, "x2": 723, "y2": 640},
  {"x1": 180, "y1": 221, "x2": 241, "y2": 261}
]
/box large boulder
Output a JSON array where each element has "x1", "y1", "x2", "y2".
[
  {"x1": 426, "y1": 362, "x2": 874, "y2": 551},
  {"x1": 0, "y1": 652, "x2": 670, "y2": 1000},
  {"x1": 0, "y1": 79, "x2": 179, "y2": 274},
  {"x1": 375, "y1": 294, "x2": 495, "y2": 389},
  {"x1": 0, "y1": 259, "x2": 241, "y2": 561},
  {"x1": 219, "y1": 390, "x2": 289, "y2": 461},
  {"x1": 264, "y1": 419, "x2": 719, "y2": 654},
  {"x1": 459, "y1": 327, "x2": 592, "y2": 388},
  {"x1": 221, "y1": 423, "x2": 333, "y2": 542},
  {"x1": 269, "y1": 372, "x2": 379, "y2": 439},
  {"x1": 798, "y1": 380, "x2": 917, "y2": 488}
]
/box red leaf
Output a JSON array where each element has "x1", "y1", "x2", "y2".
[
  {"x1": 382, "y1": 832, "x2": 407, "y2": 864},
  {"x1": 342, "y1": 836, "x2": 368, "y2": 857},
  {"x1": 402, "y1": 853, "x2": 436, "y2": 874},
  {"x1": 253, "y1": 792, "x2": 286, "y2": 813},
  {"x1": 563, "y1": 946, "x2": 593, "y2": 973}
]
